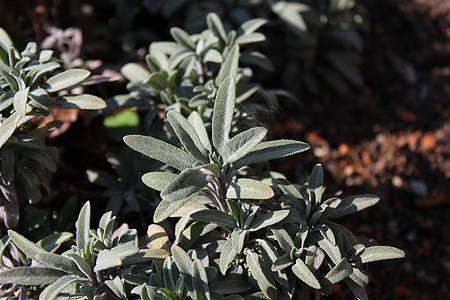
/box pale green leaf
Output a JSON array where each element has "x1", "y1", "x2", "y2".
[
  {"x1": 13, "y1": 87, "x2": 29, "y2": 116},
  {"x1": 227, "y1": 178, "x2": 274, "y2": 200},
  {"x1": 246, "y1": 251, "x2": 278, "y2": 299},
  {"x1": 222, "y1": 127, "x2": 267, "y2": 164},
  {"x1": 307, "y1": 164, "x2": 323, "y2": 206},
  {"x1": 8, "y1": 230, "x2": 46, "y2": 260},
  {"x1": 207, "y1": 13, "x2": 227, "y2": 42},
  {"x1": 94, "y1": 250, "x2": 122, "y2": 272},
  {"x1": 187, "y1": 112, "x2": 211, "y2": 152},
  {"x1": 170, "y1": 27, "x2": 196, "y2": 51},
  {"x1": 359, "y1": 246, "x2": 405, "y2": 263},
  {"x1": 121, "y1": 63, "x2": 151, "y2": 82},
  {"x1": 144, "y1": 72, "x2": 168, "y2": 91},
  {"x1": 329, "y1": 194, "x2": 380, "y2": 218},
  {"x1": 44, "y1": 69, "x2": 90, "y2": 93},
  {"x1": 324, "y1": 257, "x2": 352, "y2": 284},
  {"x1": 248, "y1": 210, "x2": 290, "y2": 232},
  {"x1": 349, "y1": 265, "x2": 369, "y2": 287},
  {"x1": 216, "y1": 45, "x2": 239, "y2": 86},
  {"x1": 203, "y1": 49, "x2": 223, "y2": 63},
  {"x1": 346, "y1": 278, "x2": 369, "y2": 300},
  {"x1": 212, "y1": 75, "x2": 236, "y2": 153},
  {"x1": 0, "y1": 112, "x2": 20, "y2": 149},
  {"x1": 190, "y1": 210, "x2": 237, "y2": 229},
  {"x1": 155, "y1": 168, "x2": 212, "y2": 222},
  {"x1": 168, "y1": 110, "x2": 209, "y2": 162},
  {"x1": 67, "y1": 253, "x2": 94, "y2": 281},
  {"x1": 121, "y1": 249, "x2": 169, "y2": 265},
  {"x1": 0, "y1": 266, "x2": 67, "y2": 285},
  {"x1": 35, "y1": 252, "x2": 82, "y2": 276},
  {"x1": 292, "y1": 258, "x2": 320, "y2": 289},
  {"x1": 39, "y1": 275, "x2": 87, "y2": 300},
  {"x1": 239, "y1": 19, "x2": 268, "y2": 35},
  {"x1": 270, "y1": 228, "x2": 295, "y2": 253},
  {"x1": 76, "y1": 201, "x2": 90, "y2": 256},
  {"x1": 272, "y1": 254, "x2": 294, "y2": 272},
  {"x1": 124, "y1": 135, "x2": 196, "y2": 171},
  {"x1": 105, "y1": 276, "x2": 127, "y2": 300},
  {"x1": 219, "y1": 238, "x2": 236, "y2": 275},
  {"x1": 54, "y1": 94, "x2": 106, "y2": 110},
  {"x1": 142, "y1": 171, "x2": 178, "y2": 191},
  {"x1": 192, "y1": 259, "x2": 210, "y2": 300},
  {"x1": 233, "y1": 140, "x2": 310, "y2": 169},
  {"x1": 235, "y1": 33, "x2": 266, "y2": 45},
  {"x1": 172, "y1": 245, "x2": 194, "y2": 296}
]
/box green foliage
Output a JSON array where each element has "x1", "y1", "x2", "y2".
[{"x1": 0, "y1": 29, "x2": 106, "y2": 228}]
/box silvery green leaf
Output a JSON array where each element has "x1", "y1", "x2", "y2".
[
  {"x1": 147, "y1": 224, "x2": 171, "y2": 251},
  {"x1": 192, "y1": 259, "x2": 210, "y2": 300},
  {"x1": 304, "y1": 245, "x2": 325, "y2": 273},
  {"x1": 75, "y1": 201, "x2": 90, "y2": 256},
  {"x1": 324, "y1": 257, "x2": 352, "y2": 284},
  {"x1": 207, "y1": 13, "x2": 227, "y2": 43},
  {"x1": 292, "y1": 258, "x2": 320, "y2": 289},
  {"x1": 105, "y1": 276, "x2": 127, "y2": 300},
  {"x1": 212, "y1": 75, "x2": 235, "y2": 153},
  {"x1": 121, "y1": 63, "x2": 151, "y2": 82},
  {"x1": 345, "y1": 278, "x2": 369, "y2": 300},
  {"x1": 219, "y1": 238, "x2": 236, "y2": 275},
  {"x1": 233, "y1": 140, "x2": 309, "y2": 170},
  {"x1": 121, "y1": 249, "x2": 169, "y2": 265},
  {"x1": 0, "y1": 68, "x2": 19, "y2": 92},
  {"x1": 210, "y1": 280, "x2": 252, "y2": 295},
  {"x1": 315, "y1": 234, "x2": 341, "y2": 264},
  {"x1": 44, "y1": 69, "x2": 90, "y2": 93},
  {"x1": 235, "y1": 33, "x2": 266, "y2": 45},
  {"x1": 0, "y1": 112, "x2": 20, "y2": 149},
  {"x1": 0, "y1": 28, "x2": 14, "y2": 49},
  {"x1": 231, "y1": 228, "x2": 246, "y2": 254},
  {"x1": 144, "y1": 73, "x2": 168, "y2": 91},
  {"x1": 272, "y1": 254, "x2": 294, "y2": 272},
  {"x1": 203, "y1": 49, "x2": 223, "y2": 63},
  {"x1": 222, "y1": 127, "x2": 267, "y2": 164},
  {"x1": 349, "y1": 265, "x2": 369, "y2": 287},
  {"x1": 124, "y1": 135, "x2": 196, "y2": 171},
  {"x1": 190, "y1": 210, "x2": 237, "y2": 229},
  {"x1": 187, "y1": 112, "x2": 211, "y2": 152},
  {"x1": 243, "y1": 206, "x2": 259, "y2": 229},
  {"x1": 248, "y1": 210, "x2": 290, "y2": 232},
  {"x1": 271, "y1": 1, "x2": 309, "y2": 35},
  {"x1": 325, "y1": 221, "x2": 358, "y2": 254},
  {"x1": 270, "y1": 228, "x2": 295, "y2": 253},
  {"x1": 67, "y1": 253, "x2": 94, "y2": 281},
  {"x1": 39, "y1": 275, "x2": 87, "y2": 300},
  {"x1": 216, "y1": 45, "x2": 239, "y2": 86},
  {"x1": 180, "y1": 222, "x2": 217, "y2": 249},
  {"x1": 168, "y1": 49, "x2": 194, "y2": 70},
  {"x1": 226, "y1": 178, "x2": 274, "y2": 200},
  {"x1": 172, "y1": 245, "x2": 194, "y2": 297},
  {"x1": 239, "y1": 19, "x2": 267, "y2": 35},
  {"x1": 110, "y1": 243, "x2": 140, "y2": 259},
  {"x1": 359, "y1": 246, "x2": 405, "y2": 263},
  {"x1": 329, "y1": 194, "x2": 380, "y2": 218},
  {"x1": 256, "y1": 239, "x2": 289, "y2": 287},
  {"x1": 307, "y1": 164, "x2": 323, "y2": 206},
  {"x1": 8, "y1": 230, "x2": 46, "y2": 260},
  {"x1": 54, "y1": 94, "x2": 106, "y2": 110},
  {"x1": 13, "y1": 87, "x2": 29, "y2": 116},
  {"x1": 170, "y1": 27, "x2": 196, "y2": 51},
  {"x1": 155, "y1": 168, "x2": 212, "y2": 223},
  {"x1": 38, "y1": 49, "x2": 53, "y2": 62},
  {"x1": 246, "y1": 251, "x2": 278, "y2": 299},
  {"x1": 168, "y1": 110, "x2": 209, "y2": 162},
  {"x1": 0, "y1": 266, "x2": 67, "y2": 285},
  {"x1": 142, "y1": 172, "x2": 177, "y2": 191},
  {"x1": 245, "y1": 292, "x2": 270, "y2": 299},
  {"x1": 94, "y1": 250, "x2": 122, "y2": 272},
  {"x1": 35, "y1": 252, "x2": 82, "y2": 276}
]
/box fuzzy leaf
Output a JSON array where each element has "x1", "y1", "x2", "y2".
[
  {"x1": 170, "y1": 27, "x2": 196, "y2": 51},
  {"x1": 227, "y1": 178, "x2": 274, "y2": 200},
  {"x1": 105, "y1": 276, "x2": 127, "y2": 299},
  {"x1": 359, "y1": 246, "x2": 405, "y2": 263},
  {"x1": 124, "y1": 135, "x2": 196, "y2": 171},
  {"x1": 307, "y1": 164, "x2": 323, "y2": 205},
  {"x1": 329, "y1": 195, "x2": 380, "y2": 219},
  {"x1": 239, "y1": 19, "x2": 267, "y2": 35},
  {"x1": 94, "y1": 250, "x2": 122, "y2": 272},
  {"x1": 233, "y1": 140, "x2": 309, "y2": 169},
  {"x1": 172, "y1": 245, "x2": 194, "y2": 296},
  {"x1": 272, "y1": 254, "x2": 294, "y2": 272},
  {"x1": 192, "y1": 259, "x2": 210, "y2": 300},
  {"x1": 248, "y1": 210, "x2": 290, "y2": 232},
  {"x1": 0, "y1": 113, "x2": 20, "y2": 149},
  {"x1": 235, "y1": 33, "x2": 266, "y2": 45},
  {"x1": 324, "y1": 257, "x2": 352, "y2": 284},
  {"x1": 216, "y1": 45, "x2": 239, "y2": 86},
  {"x1": 35, "y1": 252, "x2": 82, "y2": 275},
  {"x1": 44, "y1": 69, "x2": 90, "y2": 93},
  {"x1": 54, "y1": 94, "x2": 106, "y2": 110},
  {"x1": 168, "y1": 110, "x2": 209, "y2": 162},
  {"x1": 8, "y1": 230, "x2": 46, "y2": 260},
  {"x1": 187, "y1": 112, "x2": 211, "y2": 152},
  {"x1": 13, "y1": 87, "x2": 29, "y2": 116},
  {"x1": 147, "y1": 224, "x2": 171, "y2": 251},
  {"x1": 349, "y1": 265, "x2": 369, "y2": 287},
  {"x1": 270, "y1": 228, "x2": 295, "y2": 253},
  {"x1": 207, "y1": 13, "x2": 227, "y2": 42},
  {"x1": 121, "y1": 63, "x2": 150, "y2": 82},
  {"x1": 0, "y1": 266, "x2": 67, "y2": 285},
  {"x1": 142, "y1": 172, "x2": 177, "y2": 191},
  {"x1": 39, "y1": 275, "x2": 87, "y2": 300},
  {"x1": 75, "y1": 201, "x2": 90, "y2": 256},
  {"x1": 246, "y1": 251, "x2": 278, "y2": 299},
  {"x1": 222, "y1": 127, "x2": 267, "y2": 164},
  {"x1": 346, "y1": 278, "x2": 369, "y2": 300},
  {"x1": 67, "y1": 253, "x2": 94, "y2": 281},
  {"x1": 219, "y1": 238, "x2": 236, "y2": 275},
  {"x1": 144, "y1": 73, "x2": 168, "y2": 91},
  {"x1": 191, "y1": 210, "x2": 237, "y2": 229},
  {"x1": 155, "y1": 168, "x2": 212, "y2": 222},
  {"x1": 203, "y1": 49, "x2": 223, "y2": 63},
  {"x1": 212, "y1": 75, "x2": 235, "y2": 153},
  {"x1": 292, "y1": 258, "x2": 320, "y2": 289}
]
